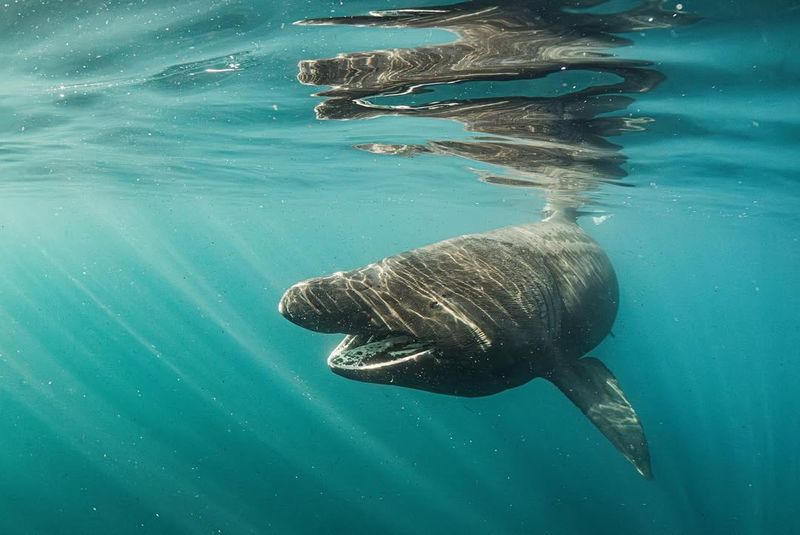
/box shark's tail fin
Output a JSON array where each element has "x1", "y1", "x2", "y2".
[{"x1": 545, "y1": 357, "x2": 652, "y2": 478}]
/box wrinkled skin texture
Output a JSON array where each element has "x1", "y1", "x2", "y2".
[
  {"x1": 279, "y1": 218, "x2": 617, "y2": 395},
  {"x1": 279, "y1": 218, "x2": 651, "y2": 478}
]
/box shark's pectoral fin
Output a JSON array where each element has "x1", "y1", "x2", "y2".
[{"x1": 545, "y1": 357, "x2": 652, "y2": 479}]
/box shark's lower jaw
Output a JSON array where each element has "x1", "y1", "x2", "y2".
[{"x1": 327, "y1": 333, "x2": 436, "y2": 371}]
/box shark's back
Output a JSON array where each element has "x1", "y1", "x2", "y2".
[
  {"x1": 489, "y1": 220, "x2": 618, "y2": 357},
  {"x1": 416, "y1": 219, "x2": 618, "y2": 359}
]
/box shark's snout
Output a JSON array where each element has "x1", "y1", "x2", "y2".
[
  {"x1": 278, "y1": 275, "x2": 374, "y2": 334},
  {"x1": 278, "y1": 281, "x2": 310, "y2": 326}
]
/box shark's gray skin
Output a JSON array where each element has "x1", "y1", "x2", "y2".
[{"x1": 279, "y1": 213, "x2": 651, "y2": 478}]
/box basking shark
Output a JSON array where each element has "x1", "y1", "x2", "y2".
[{"x1": 279, "y1": 210, "x2": 651, "y2": 478}]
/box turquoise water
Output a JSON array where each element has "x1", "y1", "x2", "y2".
[{"x1": 1, "y1": 0, "x2": 799, "y2": 533}]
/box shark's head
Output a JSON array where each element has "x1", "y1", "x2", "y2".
[{"x1": 278, "y1": 256, "x2": 531, "y2": 396}]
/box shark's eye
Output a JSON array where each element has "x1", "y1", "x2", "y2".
[{"x1": 429, "y1": 301, "x2": 440, "y2": 309}]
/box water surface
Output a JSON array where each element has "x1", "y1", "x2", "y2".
[{"x1": 0, "y1": 0, "x2": 798, "y2": 533}]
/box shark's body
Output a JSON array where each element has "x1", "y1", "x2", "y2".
[{"x1": 279, "y1": 214, "x2": 651, "y2": 477}]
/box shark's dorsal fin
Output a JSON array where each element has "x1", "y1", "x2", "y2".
[
  {"x1": 542, "y1": 202, "x2": 582, "y2": 223},
  {"x1": 545, "y1": 357, "x2": 652, "y2": 478}
]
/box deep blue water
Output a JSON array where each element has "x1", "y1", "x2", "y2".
[{"x1": 1, "y1": 0, "x2": 799, "y2": 533}]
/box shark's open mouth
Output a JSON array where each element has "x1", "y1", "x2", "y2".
[{"x1": 327, "y1": 333, "x2": 436, "y2": 371}]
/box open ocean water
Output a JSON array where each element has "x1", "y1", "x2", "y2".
[{"x1": 1, "y1": 0, "x2": 799, "y2": 533}]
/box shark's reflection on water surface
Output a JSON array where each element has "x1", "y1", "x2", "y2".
[
  {"x1": 280, "y1": 0, "x2": 695, "y2": 478},
  {"x1": 297, "y1": 0, "x2": 683, "y2": 98}
]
